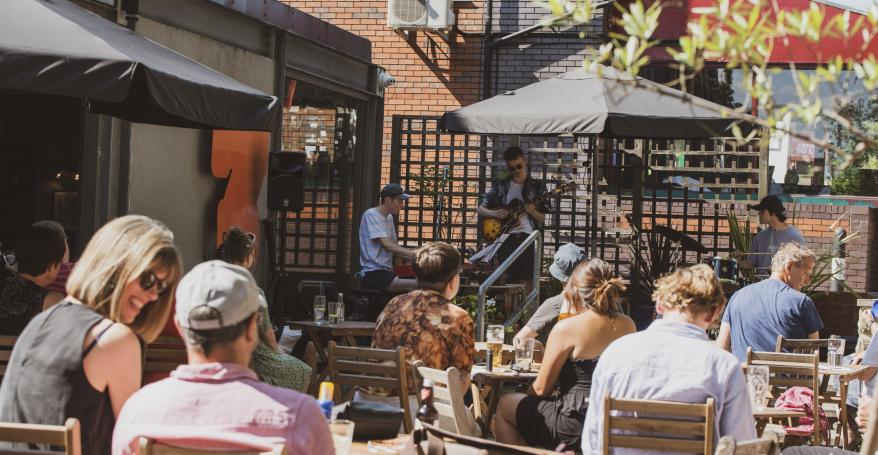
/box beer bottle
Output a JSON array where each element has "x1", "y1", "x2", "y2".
[
  {"x1": 317, "y1": 381, "x2": 334, "y2": 419},
  {"x1": 416, "y1": 379, "x2": 438, "y2": 425}
]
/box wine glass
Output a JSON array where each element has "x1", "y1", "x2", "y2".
[
  {"x1": 747, "y1": 364, "x2": 770, "y2": 411},
  {"x1": 313, "y1": 295, "x2": 326, "y2": 324}
]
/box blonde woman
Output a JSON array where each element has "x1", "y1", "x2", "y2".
[
  {"x1": 581, "y1": 264, "x2": 755, "y2": 454},
  {"x1": 0, "y1": 215, "x2": 182, "y2": 455},
  {"x1": 495, "y1": 259, "x2": 636, "y2": 451}
]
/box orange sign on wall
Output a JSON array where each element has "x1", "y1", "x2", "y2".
[{"x1": 211, "y1": 130, "x2": 271, "y2": 247}]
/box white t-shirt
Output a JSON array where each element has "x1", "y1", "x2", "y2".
[
  {"x1": 505, "y1": 181, "x2": 533, "y2": 234},
  {"x1": 359, "y1": 207, "x2": 396, "y2": 272}
]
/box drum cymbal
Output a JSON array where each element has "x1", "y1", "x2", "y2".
[{"x1": 650, "y1": 225, "x2": 709, "y2": 254}]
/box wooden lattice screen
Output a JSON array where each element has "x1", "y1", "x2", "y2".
[{"x1": 388, "y1": 115, "x2": 766, "y2": 282}]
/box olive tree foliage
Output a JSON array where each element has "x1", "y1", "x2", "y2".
[{"x1": 536, "y1": 0, "x2": 878, "y2": 168}]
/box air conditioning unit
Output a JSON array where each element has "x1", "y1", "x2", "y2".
[{"x1": 387, "y1": 0, "x2": 455, "y2": 30}]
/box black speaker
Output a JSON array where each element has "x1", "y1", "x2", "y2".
[{"x1": 268, "y1": 150, "x2": 306, "y2": 211}]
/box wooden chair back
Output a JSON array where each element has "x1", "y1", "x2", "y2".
[
  {"x1": 0, "y1": 335, "x2": 15, "y2": 384},
  {"x1": 143, "y1": 336, "x2": 188, "y2": 376},
  {"x1": 745, "y1": 348, "x2": 821, "y2": 445},
  {"x1": 714, "y1": 430, "x2": 780, "y2": 455},
  {"x1": 0, "y1": 418, "x2": 81, "y2": 455},
  {"x1": 774, "y1": 336, "x2": 829, "y2": 357},
  {"x1": 414, "y1": 365, "x2": 480, "y2": 437},
  {"x1": 601, "y1": 394, "x2": 715, "y2": 455},
  {"x1": 326, "y1": 341, "x2": 413, "y2": 433},
  {"x1": 138, "y1": 438, "x2": 287, "y2": 455}
]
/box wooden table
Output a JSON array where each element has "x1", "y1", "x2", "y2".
[
  {"x1": 818, "y1": 363, "x2": 869, "y2": 449},
  {"x1": 470, "y1": 364, "x2": 539, "y2": 438},
  {"x1": 746, "y1": 362, "x2": 869, "y2": 448}
]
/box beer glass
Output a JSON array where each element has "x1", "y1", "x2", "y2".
[
  {"x1": 828, "y1": 337, "x2": 845, "y2": 367},
  {"x1": 486, "y1": 324, "x2": 504, "y2": 370},
  {"x1": 313, "y1": 295, "x2": 326, "y2": 324},
  {"x1": 746, "y1": 365, "x2": 769, "y2": 411}
]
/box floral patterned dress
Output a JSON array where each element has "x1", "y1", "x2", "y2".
[
  {"x1": 249, "y1": 292, "x2": 312, "y2": 392},
  {"x1": 372, "y1": 289, "x2": 475, "y2": 386}
]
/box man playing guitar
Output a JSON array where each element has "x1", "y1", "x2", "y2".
[{"x1": 476, "y1": 146, "x2": 550, "y2": 285}]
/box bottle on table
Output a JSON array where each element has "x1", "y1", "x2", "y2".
[
  {"x1": 416, "y1": 379, "x2": 438, "y2": 425},
  {"x1": 317, "y1": 381, "x2": 334, "y2": 419},
  {"x1": 337, "y1": 292, "x2": 345, "y2": 323}
]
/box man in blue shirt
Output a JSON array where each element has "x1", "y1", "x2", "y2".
[
  {"x1": 737, "y1": 195, "x2": 806, "y2": 277},
  {"x1": 718, "y1": 242, "x2": 823, "y2": 361}
]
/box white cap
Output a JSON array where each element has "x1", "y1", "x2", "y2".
[{"x1": 175, "y1": 260, "x2": 261, "y2": 330}]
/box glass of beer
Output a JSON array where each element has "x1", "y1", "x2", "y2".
[
  {"x1": 486, "y1": 324, "x2": 505, "y2": 370},
  {"x1": 827, "y1": 337, "x2": 845, "y2": 367}
]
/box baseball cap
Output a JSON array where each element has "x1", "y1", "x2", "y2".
[
  {"x1": 175, "y1": 260, "x2": 261, "y2": 330},
  {"x1": 549, "y1": 243, "x2": 587, "y2": 283},
  {"x1": 379, "y1": 183, "x2": 410, "y2": 200},
  {"x1": 749, "y1": 195, "x2": 786, "y2": 215}
]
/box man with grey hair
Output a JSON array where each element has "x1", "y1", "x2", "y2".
[
  {"x1": 112, "y1": 261, "x2": 333, "y2": 454},
  {"x1": 717, "y1": 242, "x2": 823, "y2": 361}
]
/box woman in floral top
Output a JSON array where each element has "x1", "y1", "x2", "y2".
[{"x1": 372, "y1": 242, "x2": 475, "y2": 391}]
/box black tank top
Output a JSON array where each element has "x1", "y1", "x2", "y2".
[{"x1": 0, "y1": 301, "x2": 120, "y2": 455}]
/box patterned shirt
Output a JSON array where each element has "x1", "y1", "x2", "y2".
[
  {"x1": 481, "y1": 177, "x2": 551, "y2": 228},
  {"x1": 0, "y1": 276, "x2": 47, "y2": 335},
  {"x1": 373, "y1": 289, "x2": 475, "y2": 385}
]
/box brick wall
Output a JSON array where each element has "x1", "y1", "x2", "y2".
[{"x1": 280, "y1": 0, "x2": 605, "y2": 182}]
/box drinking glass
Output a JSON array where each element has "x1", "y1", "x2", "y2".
[
  {"x1": 514, "y1": 338, "x2": 535, "y2": 371},
  {"x1": 329, "y1": 419, "x2": 355, "y2": 455},
  {"x1": 486, "y1": 324, "x2": 505, "y2": 370},
  {"x1": 313, "y1": 295, "x2": 326, "y2": 324},
  {"x1": 746, "y1": 364, "x2": 770, "y2": 411},
  {"x1": 828, "y1": 337, "x2": 845, "y2": 367},
  {"x1": 327, "y1": 301, "x2": 340, "y2": 324}
]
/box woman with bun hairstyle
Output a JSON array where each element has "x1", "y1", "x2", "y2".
[
  {"x1": 0, "y1": 215, "x2": 182, "y2": 455},
  {"x1": 220, "y1": 226, "x2": 313, "y2": 392},
  {"x1": 494, "y1": 258, "x2": 636, "y2": 452}
]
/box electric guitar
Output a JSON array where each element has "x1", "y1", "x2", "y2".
[{"x1": 481, "y1": 181, "x2": 576, "y2": 242}]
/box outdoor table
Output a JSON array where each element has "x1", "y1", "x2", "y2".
[
  {"x1": 470, "y1": 364, "x2": 539, "y2": 438},
  {"x1": 818, "y1": 363, "x2": 869, "y2": 449},
  {"x1": 288, "y1": 320, "x2": 377, "y2": 387},
  {"x1": 745, "y1": 362, "x2": 869, "y2": 448}
]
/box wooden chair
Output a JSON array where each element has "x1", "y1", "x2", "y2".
[
  {"x1": 0, "y1": 418, "x2": 81, "y2": 455},
  {"x1": 775, "y1": 336, "x2": 830, "y2": 356},
  {"x1": 414, "y1": 364, "x2": 481, "y2": 437},
  {"x1": 143, "y1": 335, "x2": 188, "y2": 376},
  {"x1": 601, "y1": 394, "x2": 715, "y2": 455},
  {"x1": 138, "y1": 438, "x2": 287, "y2": 455},
  {"x1": 326, "y1": 341, "x2": 413, "y2": 433},
  {"x1": 714, "y1": 430, "x2": 780, "y2": 455},
  {"x1": 0, "y1": 335, "x2": 16, "y2": 384},
  {"x1": 746, "y1": 348, "x2": 821, "y2": 446}
]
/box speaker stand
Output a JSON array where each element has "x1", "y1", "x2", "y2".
[{"x1": 265, "y1": 211, "x2": 307, "y2": 324}]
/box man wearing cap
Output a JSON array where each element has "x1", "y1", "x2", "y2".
[
  {"x1": 357, "y1": 183, "x2": 417, "y2": 292},
  {"x1": 739, "y1": 195, "x2": 806, "y2": 277},
  {"x1": 513, "y1": 243, "x2": 586, "y2": 346},
  {"x1": 112, "y1": 261, "x2": 333, "y2": 454}
]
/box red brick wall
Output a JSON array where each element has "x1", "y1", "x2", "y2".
[{"x1": 280, "y1": 1, "x2": 485, "y2": 181}]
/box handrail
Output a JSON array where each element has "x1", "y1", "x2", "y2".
[{"x1": 476, "y1": 230, "x2": 542, "y2": 341}]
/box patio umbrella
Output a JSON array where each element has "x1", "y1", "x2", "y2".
[
  {"x1": 441, "y1": 66, "x2": 754, "y2": 138},
  {"x1": 0, "y1": 0, "x2": 278, "y2": 131}
]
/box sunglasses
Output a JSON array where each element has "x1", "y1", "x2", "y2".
[{"x1": 139, "y1": 270, "x2": 169, "y2": 295}]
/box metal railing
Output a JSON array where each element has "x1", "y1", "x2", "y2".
[{"x1": 476, "y1": 230, "x2": 542, "y2": 341}]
